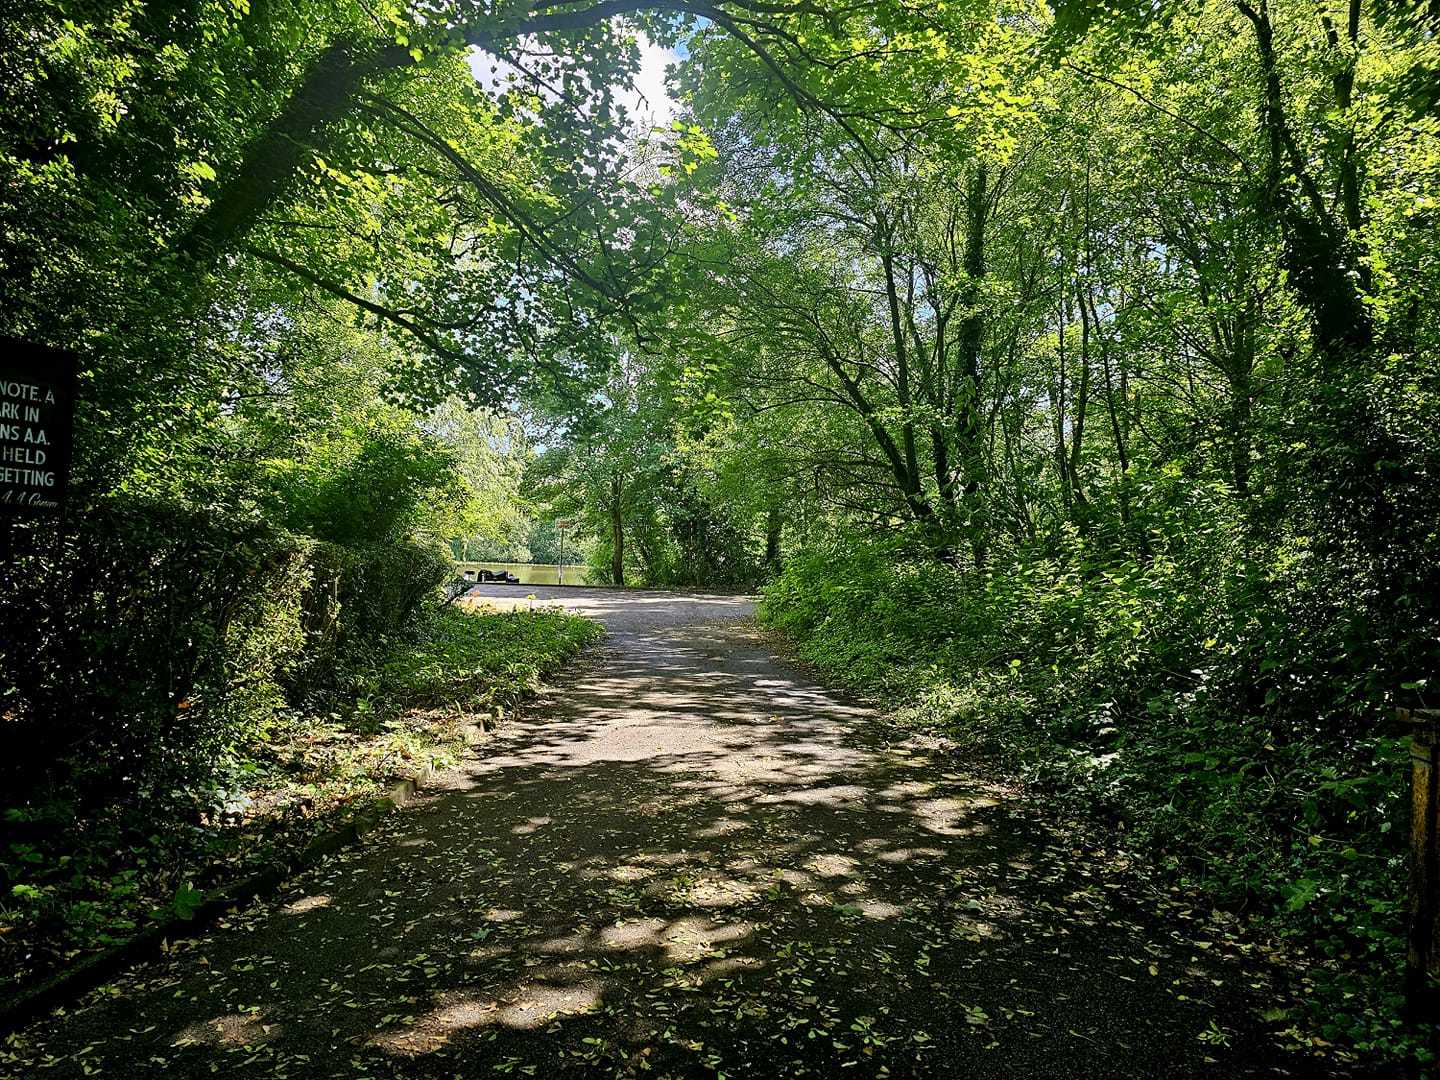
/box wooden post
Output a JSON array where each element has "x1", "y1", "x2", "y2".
[{"x1": 1400, "y1": 707, "x2": 1440, "y2": 1025}]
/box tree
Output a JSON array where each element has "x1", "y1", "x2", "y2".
[{"x1": 528, "y1": 355, "x2": 666, "y2": 586}]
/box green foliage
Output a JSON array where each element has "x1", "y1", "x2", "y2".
[
  {"x1": 662, "y1": 4, "x2": 1439, "y2": 1061},
  {"x1": 0, "y1": 0, "x2": 1436, "y2": 1065},
  {"x1": 633, "y1": 475, "x2": 764, "y2": 592},
  {"x1": 0, "y1": 502, "x2": 311, "y2": 811},
  {"x1": 0, "y1": 0, "x2": 635, "y2": 986},
  {"x1": 527, "y1": 356, "x2": 766, "y2": 591},
  {"x1": 762, "y1": 527, "x2": 1414, "y2": 1056},
  {"x1": 379, "y1": 603, "x2": 604, "y2": 708}
]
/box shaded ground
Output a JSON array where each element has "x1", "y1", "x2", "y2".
[{"x1": 4, "y1": 586, "x2": 1349, "y2": 1078}]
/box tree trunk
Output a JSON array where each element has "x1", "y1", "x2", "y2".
[
  {"x1": 879, "y1": 235, "x2": 924, "y2": 511},
  {"x1": 764, "y1": 504, "x2": 783, "y2": 574},
  {"x1": 610, "y1": 476, "x2": 625, "y2": 587},
  {"x1": 1051, "y1": 298, "x2": 1071, "y2": 510},
  {"x1": 177, "y1": 36, "x2": 410, "y2": 261},
  {"x1": 1228, "y1": 341, "x2": 1254, "y2": 500},
  {"x1": 1236, "y1": 0, "x2": 1373, "y2": 357},
  {"x1": 1069, "y1": 284, "x2": 1093, "y2": 517},
  {"x1": 1237, "y1": 0, "x2": 1388, "y2": 533},
  {"x1": 956, "y1": 164, "x2": 989, "y2": 571}
]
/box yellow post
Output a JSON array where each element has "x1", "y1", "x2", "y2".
[{"x1": 1400, "y1": 707, "x2": 1440, "y2": 1024}]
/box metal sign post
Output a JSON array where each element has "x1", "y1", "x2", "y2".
[{"x1": 556, "y1": 519, "x2": 572, "y2": 586}]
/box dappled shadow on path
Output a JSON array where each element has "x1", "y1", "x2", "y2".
[{"x1": 6, "y1": 605, "x2": 1329, "y2": 1079}]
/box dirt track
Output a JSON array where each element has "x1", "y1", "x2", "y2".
[{"x1": 3, "y1": 585, "x2": 1333, "y2": 1078}]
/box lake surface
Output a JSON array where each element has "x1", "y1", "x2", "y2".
[{"x1": 455, "y1": 561, "x2": 596, "y2": 586}]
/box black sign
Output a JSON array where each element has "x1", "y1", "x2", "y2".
[{"x1": 0, "y1": 337, "x2": 77, "y2": 515}]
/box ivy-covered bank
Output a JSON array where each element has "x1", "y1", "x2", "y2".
[
  {"x1": 1, "y1": 601, "x2": 601, "y2": 996},
  {"x1": 761, "y1": 541, "x2": 1411, "y2": 1062}
]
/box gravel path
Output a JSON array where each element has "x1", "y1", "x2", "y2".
[{"x1": 4, "y1": 586, "x2": 1331, "y2": 1078}]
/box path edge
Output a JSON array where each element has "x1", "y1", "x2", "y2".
[{"x1": 0, "y1": 694, "x2": 523, "y2": 1036}]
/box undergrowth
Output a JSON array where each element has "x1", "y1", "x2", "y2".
[
  {"x1": 760, "y1": 537, "x2": 1415, "y2": 1065},
  {"x1": 0, "y1": 601, "x2": 601, "y2": 993}
]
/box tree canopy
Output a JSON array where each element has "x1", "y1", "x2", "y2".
[{"x1": 3, "y1": 0, "x2": 1439, "y2": 1062}]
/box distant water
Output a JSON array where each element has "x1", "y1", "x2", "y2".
[{"x1": 456, "y1": 561, "x2": 595, "y2": 586}]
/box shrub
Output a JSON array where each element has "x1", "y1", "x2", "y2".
[
  {"x1": 0, "y1": 499, "x2": 311, "y2": 818},
  {"x1": 284, "y1": 539, "x2": 455, "y2": 703},
  {"x1": 0, "y1": 501, "x2": 456, "y2": 817}
]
